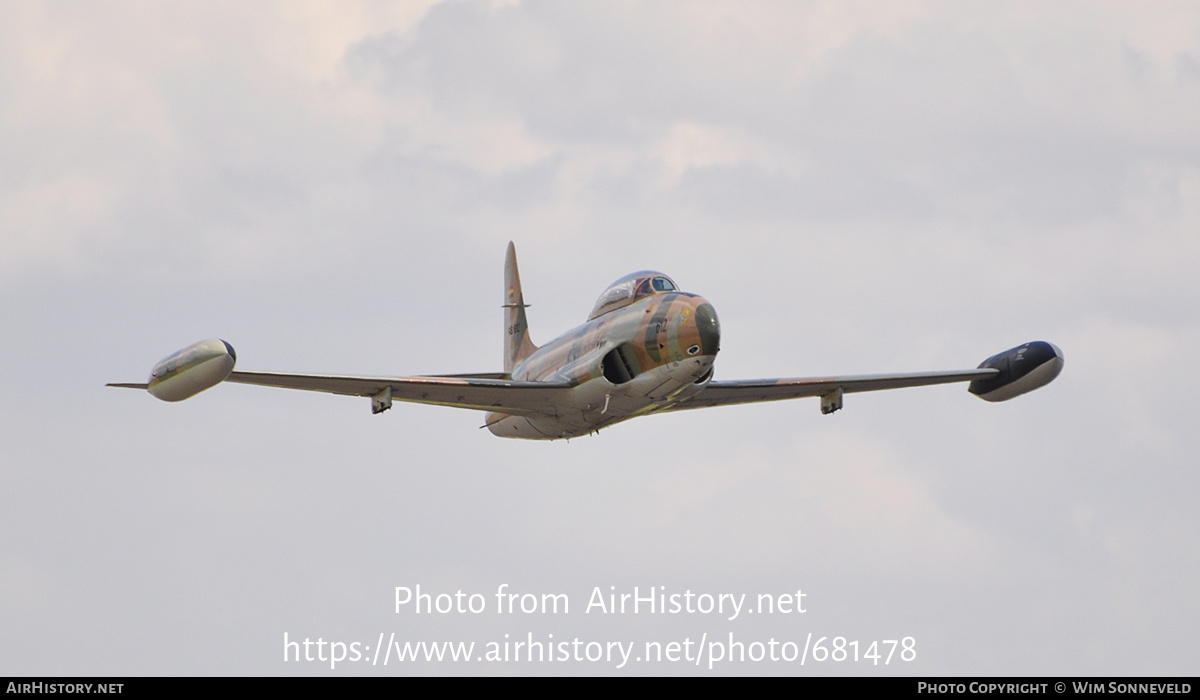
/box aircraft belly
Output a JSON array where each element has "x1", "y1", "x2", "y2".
[
  {"x1": 484, "y1": 357, "x2": 713, "y2": 440},
  {"x1": 626, "y1": 357, "x2": 711, "y2": 401},
  {"x1": 485, "y1": 413, "x2": 559, "y2": 439}
]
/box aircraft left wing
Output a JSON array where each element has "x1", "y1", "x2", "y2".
[
  {"x1": 665, "y1": 369, "x2": 998, "y2": 415},
  {"x1": 666, "y1": 341, "x2": 1064, "y2": 414}
]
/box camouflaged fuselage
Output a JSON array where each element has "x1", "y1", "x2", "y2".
[{"x1": 486, "y1": 290, "x2": 720, "y2": 439}]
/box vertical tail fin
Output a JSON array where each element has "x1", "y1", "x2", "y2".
[{"x1": 503, "y1": 241, "x2": 538, "y2": 374}]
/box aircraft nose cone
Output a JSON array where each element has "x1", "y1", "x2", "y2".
[{"x1": 694, "y1": 300, "x2": 720, "y2": 356}]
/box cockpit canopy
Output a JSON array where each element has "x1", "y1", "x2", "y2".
[{"x1": 588, "y1": 271, "x2": 678, "y2": 320}]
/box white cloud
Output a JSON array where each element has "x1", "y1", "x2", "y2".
[{"x1": 3, "y1": 0, "x2": 1199, "y2": 675}]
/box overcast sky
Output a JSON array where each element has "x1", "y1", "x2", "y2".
[{"x1": 2, "y1": 0, "x2": 1198, "y2": 676}]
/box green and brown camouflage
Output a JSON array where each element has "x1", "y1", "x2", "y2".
[
  {"x1": 510, "y1": 275, "x2": 720, "y2": 386},
  {"x1": 484, "y1": 264, "x2": 722, "y2": 437}
]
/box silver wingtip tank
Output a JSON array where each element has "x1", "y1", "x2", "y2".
[{"x1": 144, "y1": 339, "x2": 237, "y2": 402}]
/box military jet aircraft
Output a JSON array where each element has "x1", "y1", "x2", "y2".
[{"x1": 109, "y1": 242, "x2": 1063, "y2": 439}]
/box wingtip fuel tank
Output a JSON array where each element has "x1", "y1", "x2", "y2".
[
  {"x1": 969, "y1": 341, "x2": 1063, "y2": 402},
  {"x1": 146, "y1": 339, "x2": 237, "y2": 402}
]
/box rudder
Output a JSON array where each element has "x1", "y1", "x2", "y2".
[{"x1": 503, "y1": 242, "x2": 538, "y2": 374}]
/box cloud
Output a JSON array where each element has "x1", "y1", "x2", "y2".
[{"x1": 3, "y1": 0, "x2": 1200, "y2": 675}]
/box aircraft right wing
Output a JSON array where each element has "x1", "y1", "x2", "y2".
[
  {"x1": 105, "y1": 338, "x2": 575, "y2": 416},
  {"x1": 224, "y1": 370, "x2": 573, "y2": 416}
]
